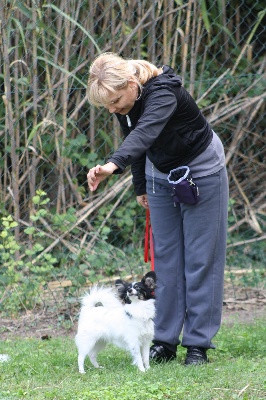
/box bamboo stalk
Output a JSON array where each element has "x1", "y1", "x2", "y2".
[
  {"x1": 163, "y1": 0, "x2": 168, "y2": 65},
  {"x1": 189, "y1": 1, "x2": 197, "y2": 97},
  {"x1": 51, "y1": 0, "x2": 64, "y2": 83},
  {"x1": 136, "y1": 0, "x2": 142, "y2": 58},
  {"x1": 171, "y1": 12, "x2": 183, "y2": 70},
  {"x1": 0, "y1": 6, "x2": 20, "y2": 243},
  {"x1": 181, "y1": 0, "x2": 192, "y2": 83},
  {"x1": 192, "y1": 13, "x2": 205, "y2": 98},
  {"x1": 150, "y1": 2, "x2": 156, "y2": 64},
  {"x1": 57, "y1": 0, "x2": 71, "y2": 214},
  {"x1": 29, "y1": 0, "x2": 38, "y2": 206},
  {"x1": 13, "y1": 7, "x2": 21, "y2": 248},
  {"x1": 167, "y1": 0, "x2": 174, "y2": 65},
  {"x1": 220, "y1": 0, "x2": 229, "y2": 59}
]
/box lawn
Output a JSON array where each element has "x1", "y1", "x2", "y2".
[{"x1": 0, "y1": 319, "x2": 265, "y2": 400}]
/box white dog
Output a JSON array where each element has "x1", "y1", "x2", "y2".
[{"x1": 75, "y1": 272, "x2": 156, "y2": 372}]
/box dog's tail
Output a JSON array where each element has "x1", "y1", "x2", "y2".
[{"x1": 80, "y1": 286, "x2": 123, "y2": 309}]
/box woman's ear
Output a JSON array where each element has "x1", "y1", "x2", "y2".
[{"x1": 128, "y1": 79, "x2": 137, "y2": 88}]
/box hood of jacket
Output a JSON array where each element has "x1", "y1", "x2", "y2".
[{"x1": 142, "y1": 65, "x2": 182, "y2": 96}]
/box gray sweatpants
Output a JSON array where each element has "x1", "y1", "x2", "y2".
[{"x1": 146, "y1": 166, "x2": 229, "y2": 350}]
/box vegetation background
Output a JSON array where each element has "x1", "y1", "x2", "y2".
[
  {"x1": 0, "y1": 0, "x2": 265, "y2": 320},
  {"x1": 0, "y1": 3, "x2": 265, "y2": 399}
]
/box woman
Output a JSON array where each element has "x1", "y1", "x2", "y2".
[{"x1": 87, "y1": 52, "x2": 229, "y2": 365}]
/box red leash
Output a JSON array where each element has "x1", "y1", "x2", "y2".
[{"x1": 144, "y1": 209, "x2": 154, "y2": 271}]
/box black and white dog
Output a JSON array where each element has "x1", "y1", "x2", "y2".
[
  {"x1": 115, "y1": 271, "x2": 156, "y2": 304},
  {"x1": 75, "y1": 271, "x2": 156, "y2": 373}
]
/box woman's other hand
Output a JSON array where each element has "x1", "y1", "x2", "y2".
[{"x1": 136, "y1": 194, "x2": 149, "y2": 209}]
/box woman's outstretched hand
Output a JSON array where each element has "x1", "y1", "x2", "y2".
[{"x1": 87, "y1": 162, "x2": 118, "y2": 191}]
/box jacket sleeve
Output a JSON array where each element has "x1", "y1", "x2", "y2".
[
  {"x1": 131, "y1": 155, "x2": 146, "y2": 195},
  {"x1": 109, "y1": 114, "x2": 147, "y2": 195},
  {"x1": 107, "y1": 87, "x2": 177, "y2": 172}
]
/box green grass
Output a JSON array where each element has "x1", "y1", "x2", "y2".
[{"x1": 0, "y1": 320, "x2": 265, "y2": 400}]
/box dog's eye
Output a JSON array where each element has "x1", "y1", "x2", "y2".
[{"x1": 133, "y1": 284, "x2": 139, "y2": 289}]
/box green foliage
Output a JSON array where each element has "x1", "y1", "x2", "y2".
[
  {"x1": 95, "y1": 187, "x2": 145, "y2": 247},
  {"x1": 0, "y1": 191, "x2": 57, "y2": 314},
  {"x1": 63, "y1": 134, "x2": 104, "y2": 168},
  {"x1": 226, "y1": 241, "x2": 266, "y2": 288},
  {"x1": 0, "y1": 189, "x2": 146, "y2": 315},
  {"x1": 226, "y1": 198, "x2": 266, "y2": 286}
]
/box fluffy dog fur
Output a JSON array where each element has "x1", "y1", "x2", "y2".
[{"x1": 75, "y1": 272, "x2": 156, "y2": 372}]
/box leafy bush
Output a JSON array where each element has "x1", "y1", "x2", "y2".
[{"x1": 0, "y1": 189, "x2": 146, "y2": 315}]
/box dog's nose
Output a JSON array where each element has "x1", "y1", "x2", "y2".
[{"x1": 128, "y1": 288, "x2": 132, "y2": 293}]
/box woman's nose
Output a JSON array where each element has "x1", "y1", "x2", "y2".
[{"x1": 108, "y1": 105, "x2": 116, "y2": 113}]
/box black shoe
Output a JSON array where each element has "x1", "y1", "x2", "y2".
[
  {"x1": 185, "y1": 346, "x2": 208, "y2": 366},
  {"x1": 150, "y1": 344, "x2": 176, "y2": 363}
]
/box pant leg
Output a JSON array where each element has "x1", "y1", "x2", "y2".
[
  {"x1": 146, "y1": 166, "x2": 228, "y2": 350},
  {"x1": 146, "y1": 176, "x2": 186, "y2": 350},
  {"x1": 181, "y1": 167, "x2": 229, "y2": 348}
]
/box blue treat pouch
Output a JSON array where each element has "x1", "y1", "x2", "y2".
[{"x1": 167, "y1": 166, "x2": 199, "y2": 205}]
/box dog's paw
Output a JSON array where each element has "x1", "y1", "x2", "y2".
[
  {"x1": 92, "y1": 363, "x2": 104, "y2": 369},
  {"x1": 79, "y1": 370, "x2": 86, "y2": 374},
  {"x1": 135, "y1": 363, "x2": 146, "y2": 372}
]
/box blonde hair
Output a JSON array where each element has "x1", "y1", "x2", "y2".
[{"x1": 87, "y1": 52, "x2": 161, "y2": 107}]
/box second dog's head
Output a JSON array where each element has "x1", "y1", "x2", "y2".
[{"x1": 115, "y1": 271, "x2": 156, "y2": 303}]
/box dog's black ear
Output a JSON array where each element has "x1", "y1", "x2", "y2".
[
  {"x1": 115, "y1": 279, "x2": 131, "y2": 304},
  {"x1": 115, "y1": 279, "x2": 127, "y2": 287},
  {"x1": 115, "y1": 279, "x2": 128, "y2": 294},
  {"x1": 142, "y1": 271, "x2": 156, "y2": 289}
]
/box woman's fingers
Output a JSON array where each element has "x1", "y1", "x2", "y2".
[
  {"x1": 87, "y1": 163, "x2": 118, "y2": 191},
  {"x1": 87, "y1": 166, "x2": 101, "y2": 191},
  {"x1": 136, "y1": 194, "x2": 149, "y2": 209}
]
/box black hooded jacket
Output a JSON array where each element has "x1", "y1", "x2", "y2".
[{"x1": 108, "y1": 65, "x2": 213, "y2": 195}]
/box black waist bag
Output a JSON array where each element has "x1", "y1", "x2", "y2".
[{"x1": 167, "y1": 166, "x2": 199, "y2": 205}]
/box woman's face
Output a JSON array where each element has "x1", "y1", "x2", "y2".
[{"x1": 104, "y1": 81, "x2": 138, "y2": 115}]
